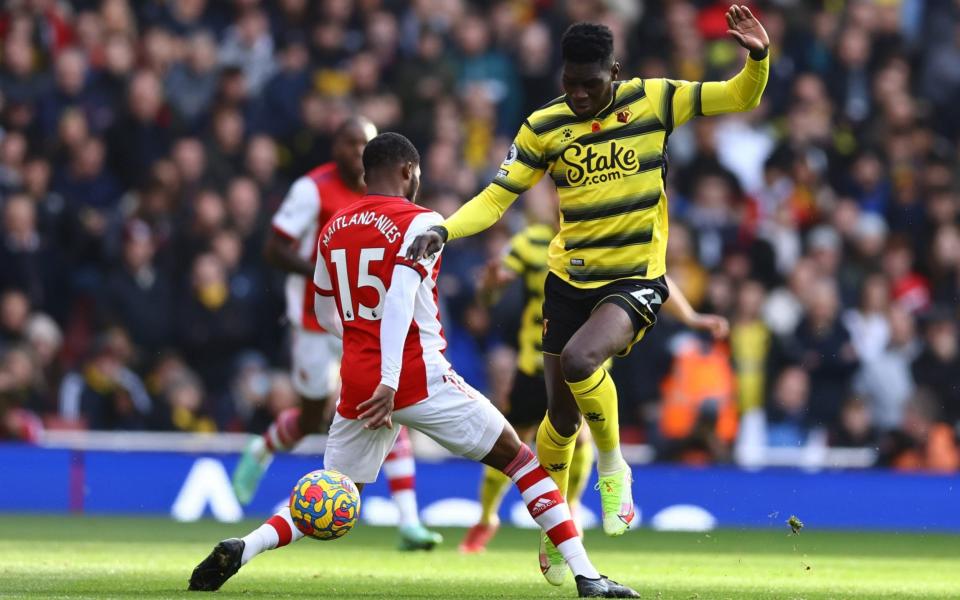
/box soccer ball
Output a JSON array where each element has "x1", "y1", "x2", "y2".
[{"x1": 289, "y1": 469, "x2": 361, "y2": 541}]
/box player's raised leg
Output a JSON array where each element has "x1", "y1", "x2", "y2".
[
  {"x1": 188, "y1": 506, "x2": 306, "y2": 591},
  {"x1": 560, "y1": 303, "x2": 636, "y2": 536},
  {"x1": 383, "y1": 426, "x2": 443, "y2": 550}
]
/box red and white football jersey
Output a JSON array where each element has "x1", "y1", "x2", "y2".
[
  {"x1": 314, "y1": 195, "x2": 449, "y2": 418},
  {"x1": 271, "y1": 163, "x2": 363, "y2": 331}
]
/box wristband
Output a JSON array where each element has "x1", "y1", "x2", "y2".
[
  {"x1": 749, "y1": 46, "x2": 769, "y2": 61},
  {"x1": 429, "y1": 225, "x2": 449, "y2": 243}
]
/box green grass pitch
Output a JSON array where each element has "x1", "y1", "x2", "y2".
[{"x1": 1, "y1": 516, "x2": 958, "y2": 599}]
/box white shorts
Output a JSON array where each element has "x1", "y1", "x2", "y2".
[
  {"x1": 291, "y1": 329, "x2": 342, "y2": 399},
  {"x1": 324, "y1": 371, "x2": 508, "y2": 483}
]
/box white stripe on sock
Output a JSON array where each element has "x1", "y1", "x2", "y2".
[
  {"x1": 519, "y1": 477, "x2": 556, "y2": 503},
  {"x1": 537, "y1": 504, "x2": 572, "y2": 532},
  {"x1": 557, "y1": 537, "x2": 600, "y2": 579},
  {"x1": 511, "y1": 458, "x2": 540, "y2": 482}
]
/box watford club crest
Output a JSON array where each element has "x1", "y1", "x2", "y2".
[{"x1": 616, "y1": 109, "x2": 632, "y2": 123}]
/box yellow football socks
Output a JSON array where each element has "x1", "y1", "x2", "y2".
[
  {"x1": 535, "y1": 414, "x2": 579, "y2": 496},
  {"x1": 566, "y1": 368, "x2": 624, "y2": 474},
  {"x1": 478, "y1": 466, "x2": 511, "y2": 525},
  {"x1": 566, "y1": 436, "x2": 595, "y2": 509}
]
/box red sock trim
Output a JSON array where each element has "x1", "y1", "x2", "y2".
[
  {"x1": 545, "y1": 520, "x2": 579, "y2": 548},
  {"x1": 388, "y1": 475, "x2": 415, "y2": 493},
  {"x1": 267, "y1": 515, "x2": 293, "y2": 547},
  {"x1": 503, "y1": 444, "x2": 536, "y2": 478}
]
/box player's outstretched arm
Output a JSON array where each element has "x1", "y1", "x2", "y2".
[
  {"x1": 405, "y1": 184, "x2": 519, "y2": 261},
  {"x1": 700, "y1": 5, "x2": 770, "y2": 114},
  {"x1": 648, "y1": 5, "x2": 770, "y2": 130},
  {"x1": 407, "y1": 126, "x2": 547, "y2": 261},
  {"x1": 664, "y1": 275, "x2": 730, "y2": 339}
]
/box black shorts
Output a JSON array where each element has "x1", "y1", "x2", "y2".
[
  {"x1": 541, "y1": 272, "x2": 668, "y2": 357},
  {"x1": 505, "y1": 369, "x2": 548, "y2": 427}
]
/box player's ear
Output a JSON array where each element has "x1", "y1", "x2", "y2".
[{"x1": 610, "y1": 61, "x2": 620, "y2": 81}]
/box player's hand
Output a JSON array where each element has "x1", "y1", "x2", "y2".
[
  {"x1": 725, "y1": 5, "x2": 769, "y2": 55},
  {"x1": 358, "y1": 384, "x2": 395, "y2": 430},
  {"x1": 405, "y1": 230, "x2": 444, "y2": 262},
  {"x1": 691, "y1": 314, "x2": 730, "y2": 340}
]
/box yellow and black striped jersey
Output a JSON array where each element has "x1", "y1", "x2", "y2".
[
  {"x1": 443, "y1": 56, "x2": 769, "y2": 289},
  {"x1": 502, "y1": 223, "x2": 553, "y2": 376}
]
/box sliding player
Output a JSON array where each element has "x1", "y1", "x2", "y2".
[
  {"x1": 190, "y1": 132, "x2": 639, "y2": 597},
  {"x1": 407, "y1": 4, "x2": 768, "y2": 564},
  {"x1": 232, "y1": 116, "x2": 441, "y2": 551}
]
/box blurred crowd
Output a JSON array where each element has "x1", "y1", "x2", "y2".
[{"x1": 1, "y1": 0, "x2": 959, "y2": 472}]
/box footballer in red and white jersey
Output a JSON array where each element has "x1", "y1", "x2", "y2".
[
  {"x1": 314, "y1": 194, "x2": 449, "y2": 419},
  {"x1": 271, "y1": 162, "x2": 365, "y2": 331}
]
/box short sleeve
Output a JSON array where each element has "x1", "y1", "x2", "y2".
[
  {"x1": 272, "y1": 177, "x2": 320, "y2": 240},
  {"x1": 396, "y1": 211, "x2": 445, "y2": 280}
]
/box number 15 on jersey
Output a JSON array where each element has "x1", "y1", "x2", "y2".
[{"x1": 328, "y1": 248, "x2": 387, "y2": 322}]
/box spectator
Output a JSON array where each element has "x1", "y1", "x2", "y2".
[
  {"x1": 911, "y1": 311, "x2": 960, "y2": 428},
  {"x1": 52, "y1": 137, "x2": 122, "y2": 211},
  {"x1": 854, "y1": 306, "x2": 919, "y2": 431},
  {"x1": 164, "y1": 31, "x2": 220, "y2": 128},
  {"x1": 218, "y1": 8, "x2": 275, "y2": 95},
  {"x1": 257, "y1": 37, "x2": 311, "y2": 139},
  {"x1": 224, "y1": 176, "x2": 264, "y2": 265},
  {"x1": 176, "y1": 253, "x2": 256, "y2": 409},
  {"x1": 879, "y1": 390, "x2": 960, "y2": 473},
  {"x1": 24, "y1": 313, "x2": 63, "y2": 412},
  {"x1": 101, "y1": 219, "x2": 174, "y2": 356},
  {"x1": 0, "y1": 195, "x2": 62, "y2": 316},
  {"x1": 0, "y1": 345, "x2": 43, "y2": 442},
  {"x1": 0, "y1": 289, "x2": 30, "y2": 348},
  {"x1": 37, "y1": 48, "x2": 101, "y2": 140},
  {"x1": 730, "y1": 280, "x2": 772, "y2": 413},
  {"x1": 58, "y1": 332, "x2": 152, "y2": 430},
  {"x1": 791, "y1": 278, "x2": 859, "y2": 427},
  {"x1": 658, "y1": 333, "x2": 737, "y2": 464},
  {"x1": 765, "y1": 366, "x2": 811, "y2": 448},
  {"x1": 843, "y1": 273, "x2": 891, "y2": 363},
  {"x1": 831, "y1": 396, "x2": 878, "y2": 448},
  {"x1": 106, "y1": 70, "x2": 172, "y2": 187},
  {"x1": 155, "y1": 370, "x2": 216, "y2": 433}
]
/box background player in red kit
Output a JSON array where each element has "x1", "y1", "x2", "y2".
[
  {"x1": 189, "y1": 133, "x2": 639, "y2": 598},
  {"x1": 231, "y1": 116, "x2": 442, "y2": 551}
]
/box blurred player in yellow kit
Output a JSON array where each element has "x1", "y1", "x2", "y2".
[{"x1": 460, "y1": 185, "x2": 595, "y2": 554}]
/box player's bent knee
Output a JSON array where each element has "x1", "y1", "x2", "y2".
[
  {"x1": 559, "y1": 346, "x2": 601, "y2": 383},
  {"x1": 481, "y1": 426, "x2": 523, "y2": 472}
]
